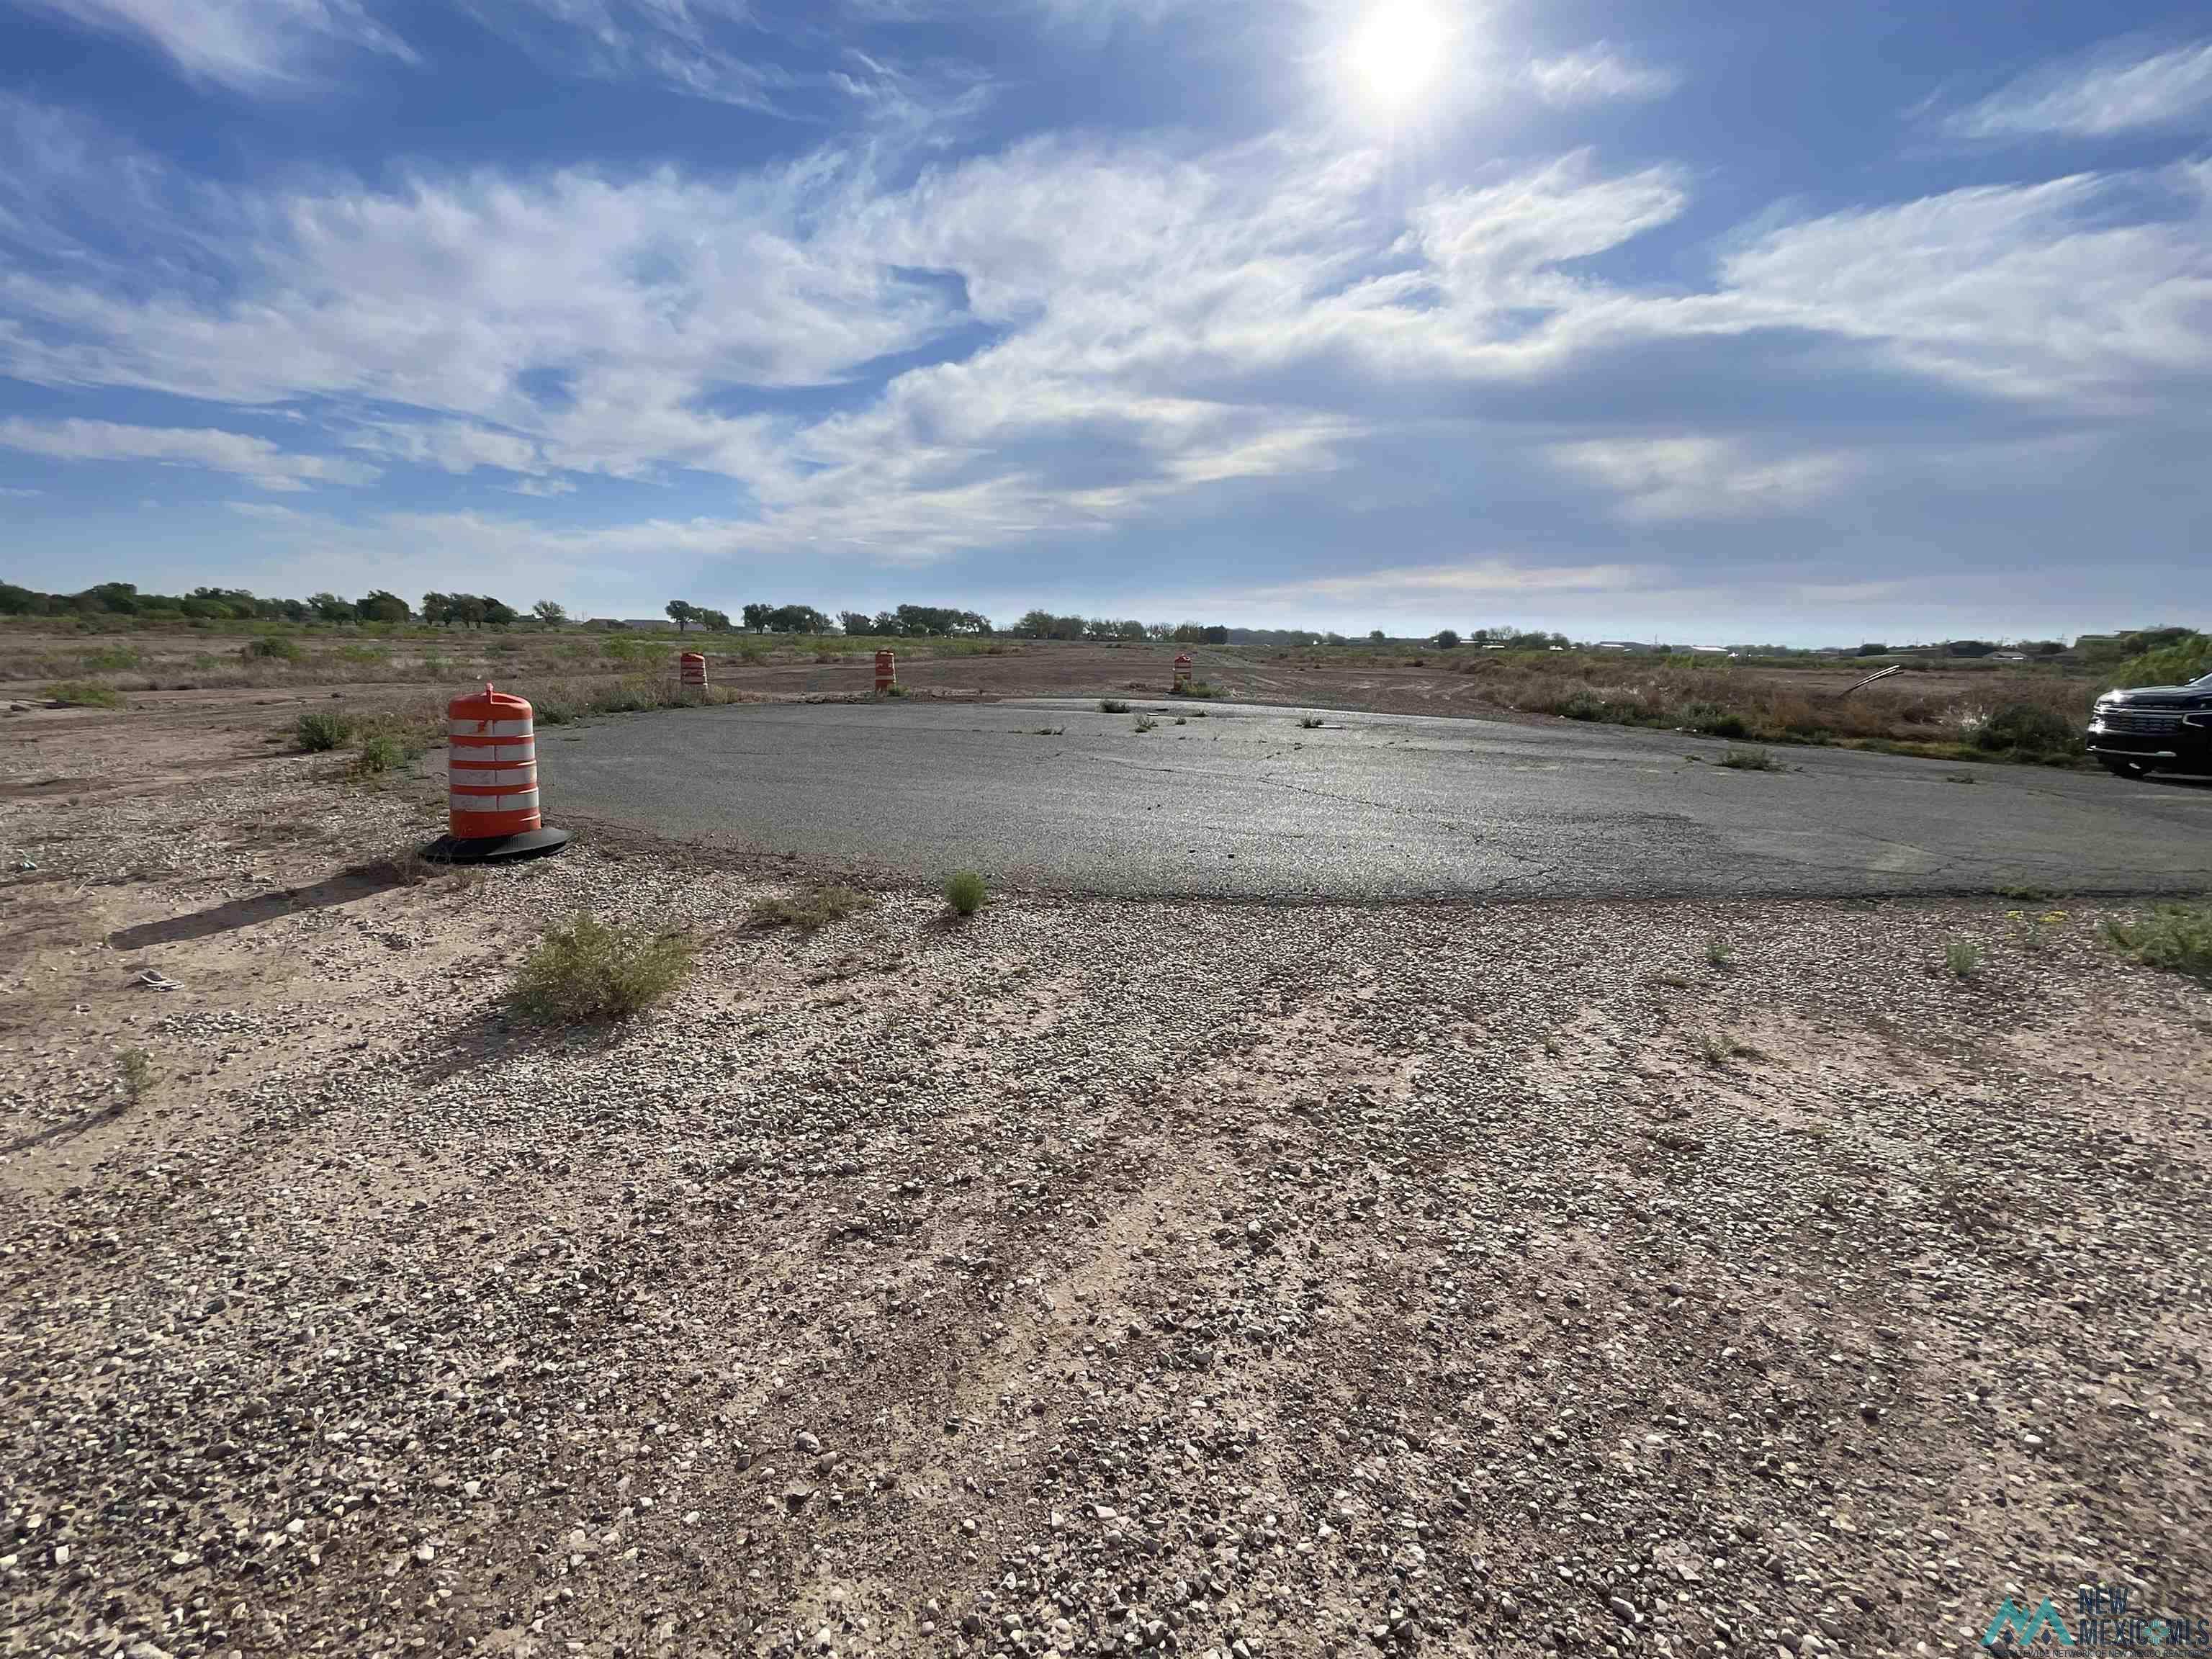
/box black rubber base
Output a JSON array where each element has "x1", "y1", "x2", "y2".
[{"x1": 422, "y1": 826, "x2": 573, "y2": 864}]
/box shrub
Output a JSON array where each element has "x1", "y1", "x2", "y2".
[
  {"x1": 42, "y1": 680, "x2": 125, "y2": 709},
  {"x1": 1168, "y1": 680, "x2": 1226, "y2": 698},
  {"x1": 1705, "y1": 935, "x2": 1732, "y2": 967},
  {"x1": 1134, "y1": 714, "x2": 1159, "y2": 732},
  {"x1": 242, "y1": 634, "x2": 301, "y2": 662},
  {"x1": 1298, "y1": 714, "x2": 1324, "y2": 729},
  {"x1": 1719, "y1": 746, "x2": 1781, "y2": 770},
  {"x1": 1678, "y1": 702, "x2": 1750, "y2": 739},
  {"x1": 2104, "y1": 901, "x2": 2212, "y2": 983},
  {"x1": 352, "y1": 729, "x2": 408, "y2": 774},
  {"x1": 2113, "y1": 634, "x2": 2211, "y2": 690},
  {"x1": 295, "y1": 709, "x2": 356, "y2": 751},
  {"x1": 942, "y1": 869, "x2": 987, "y2": 917},
  {"x1": 1943, "y1": 937, "x2": 1982, "y2": 979},
  {"x1": 749, "y1": 883, "x2": 875, "y2": 933},
  {"x1": 114, "y1": 1048, "x2": 153, "y2": 1105},
  {"x1": 1099, "y1": 698, "x2": 1130, "y2": 714},
  {"x1": 1974, "y1": 699, "x2": 2077, "y2": 756},
  {"x1": 511, "y1": 914, "x2": 693, "y2": 1022}
]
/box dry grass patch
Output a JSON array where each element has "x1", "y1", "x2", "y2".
[
  {"x1": 2105, "y1": 900, "x2": 2212, "y2": 984},
  {"x1": 748, "y1": 883, "x2": 876, "y2": 934},
  {"x1": 511, "y1": 914, "x2": 693, "y2": 1022}
]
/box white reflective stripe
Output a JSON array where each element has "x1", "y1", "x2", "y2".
[
  {"x1": 449, "y1": 764, "x2": 538, "y2": 788},
  {"x1": 453, "y1": 789, "x2": 539, "y2": 814},
  {"x1": 448, "y1": 717, "x2": 533, "y2": 737},
  {"x1": 447, "y1": 739, "x2": 535, "y2": 761}
]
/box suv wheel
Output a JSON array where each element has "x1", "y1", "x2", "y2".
[{"x1": 2098, "y1": 755, "x2": 2154, "y2": 778}]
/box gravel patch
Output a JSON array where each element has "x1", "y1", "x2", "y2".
[{"x1": 2, "y1": 745, "x2": 2208, "y2": 1659}]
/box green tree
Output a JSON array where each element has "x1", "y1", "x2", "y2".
[
  {"x1": 665, "y1": 600, "x2": 696, "y2": 632},
  {"x1": 1015, "y1": 609, "x2": 1056, "y2": 638},
  {"x1": 838, "y1": 610, "x2": 873, "y2": 637},
  {"x1": 1434, "y1": 629, "x2": 1461, "y2": 649},
  {"x1": 308, "y1": 592, "x2": 356, "y2": 623},
  {"x1": 533, "y1": 599, "x2": 567, "y2": 626},
  {"x1": 358, "y1": 590, "x2": 409, "y2": 624},
  {"x1": 1369, "y1": 629, "x2": 1386, "y2": 644}
]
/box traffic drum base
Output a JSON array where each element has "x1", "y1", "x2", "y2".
[{"x1": 421, "y1": 827, "x2": 573, "y2": 864}]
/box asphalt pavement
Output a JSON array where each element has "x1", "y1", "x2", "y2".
[{"x1": 537, "y1": 698, "x2": 2212, "y2": 901}]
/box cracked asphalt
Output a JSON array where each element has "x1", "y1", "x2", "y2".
[{"x1": 542, "y1": 699, "x2": 2212, "y2": 900}]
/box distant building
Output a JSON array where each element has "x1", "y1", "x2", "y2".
[
  {"x1": 1593, "y1": 640, "x2": 1653, "y2": 652},
  {"x1": 1988, "y1": 649, "x2": 2028, "y2": 661}
]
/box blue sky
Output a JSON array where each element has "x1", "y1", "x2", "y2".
[{"x1": 0, "y1": 1, "x2": 2206, "y2": 642}]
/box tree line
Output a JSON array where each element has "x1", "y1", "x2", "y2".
[{"x1": 1, "y1": 580, "x2": 418, "y2": 624}]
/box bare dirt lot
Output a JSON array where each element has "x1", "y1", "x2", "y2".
[{"x1": 4, "y1": 694, "x2": 2210, "y2": 1659}]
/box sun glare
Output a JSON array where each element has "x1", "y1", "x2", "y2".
[{"x1": 1350, "y1": 1, "x2": 1447, "y2": 109}]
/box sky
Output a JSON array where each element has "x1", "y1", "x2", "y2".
[{"x1": 0, "y1": 1, "x2": 2206, "y2": 643}]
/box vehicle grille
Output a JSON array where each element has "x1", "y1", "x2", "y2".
[{"x1": 2097, "y1": 709, "x2": 2184, "y2": 734}]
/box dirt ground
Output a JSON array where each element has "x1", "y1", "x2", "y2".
[
  {"x1": 6, "y1": 623, "x2": 2098, "y2": 732},
  {"x1": 4, "y1": 694, "x2": 2209, "y2": 1659}
]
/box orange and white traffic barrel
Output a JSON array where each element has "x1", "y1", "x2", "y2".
[
  {"x1": 426, "y1": 683, "x2": 571, "y2": 863},
  {"x1": 679, "y1": 651, "x2": 708, "y2": 695},
  {"x1": 874, "y1": 649, "x2": 896, "y2": 693},
  {"x1": 1173, "y1": 653, "x2": 1193, "y2": 690}
]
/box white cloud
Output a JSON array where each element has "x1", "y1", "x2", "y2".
[
  {"x1": 1549, "y1": 436, "x2": 1858, "y2": 522},
  {"x1": 2, "y1": 96, "x2": 2208, "y2": 585},
  {"x1": 0, "y1": 416, "x2": 382, "y2": 490},
  {"x1": 1706, "y1": 166, "x2": 2212, "y2": 400},
  {"x1": 0, "y1": 485, "x2": 41, "y2": 495},
  {"x1": 1527, "y1": 44, "x2": 1681, "y2": 108},
  {"x1": 1947, "y1": 38, "x2": 2212, "y2": 138},
  {"x1": 8, "y1": 0, "x2": 416, "y2": 91},
  {"x1": 1248, "y1": 559, "x2": 1653, "y2": 607},
  {"x1": 456, "y1": 0, "x2": 783, "y2": 110}
]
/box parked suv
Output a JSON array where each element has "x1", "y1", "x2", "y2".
[{"x1": 2086, "y1": 671, "x2": 2212, "y2": 778}]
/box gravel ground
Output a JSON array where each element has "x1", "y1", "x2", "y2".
[{"x1": 3, "y1": 716, "x2": 2210, "y2": 1659}]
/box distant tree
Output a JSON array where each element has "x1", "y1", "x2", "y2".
[
  {"x1": 1015, "y1": 609, "x2": 1056, "y2": 639},
  {"x1": 307, "y1": 592, "x2": 356, "y2": 624},
  {"x1": 0, "y1": 583, "x2": 41, "y2": 615},
  {"x1": 481, "y1": 598, "x2": 518, "y2": 627},
  {"x1": 1856, "y1": 642, "x2": 1888, "y2": 657},
  {"x1": 1434, "y1": 629, "x2": 1461, "y2": 649},
  {"x1": 665, "y1": 600, "x2": 696, "y2": 632},
  {"x1": 1051, "y1": 613, "x2": 1087, "y2": 640},
  {"x1": 696, "y1": 608, "x2": 731, "y2": 631},
  {"x1": 77, "y1": 581, "x2": 142, "y2": 613},
  {"x1": 1946, "y1": 639, "x2": 1997, "y2": 658},
  {"x1": 358, "y1": 590, "x2": 409, "y2": 624},
  {"x1": 742, "y1": 603, "x2": 771, "y2": 631},
  {"x1": 1115, "y1": 619, "x2": 1146, "y2": 641},
  {"x1": 1145, "y1": 622, "x2": 1172, "y2": 640},
  {"x1": 421, "y1": 593, "x2": 451, "y2": 626},
  {"x1": 532, "y1": 599, "x2": 567, "y2": 626},
  {"x1": 1369, "y1": 629, "x2": 1386, "y2": 644},
  {"x1": 1199, "y1": 624, "x2": 1228, "y2": 645},
  {"x1": 871, "y1": 609, "x2": 901, "y2": 635},
  {"x1": 765, "y1": 603, "x2": 828, "y2": 633},
  {"x1": 838, "y1": 609, "x2": 873, "y2": 637}
]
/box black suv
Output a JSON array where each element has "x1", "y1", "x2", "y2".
[{"x1": 2086, "y1": 672, "x2": 2212, "y2": 778}]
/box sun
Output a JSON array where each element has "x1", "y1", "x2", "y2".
[{"x1": 1350, "y1": 1, "x2": 1447, "y2": 109}]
